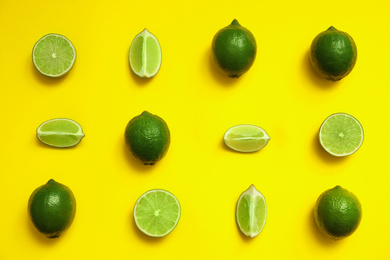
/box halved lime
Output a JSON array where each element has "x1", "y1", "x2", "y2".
[
  {"x1": 32, "y1": 34, "x2": 76, "y2": 77},
  {"x1": 319, "y1": 113, "x2": 364, "y2": 156},
  {"x1": 236, "y1": 185, "x2": 267, "y2": 238},
  {"x1": 129, "y1": 28, "x2": 162, "y2": 78},
  {"x1": 224, "y1": 124, "x2": 270, "y2": 152},
  {"x1": 133, "y1": 189, "x2": 180, "y2": 237},
  {"x1": 37, "y1": 118, "x2": 85, "y2": 148}
]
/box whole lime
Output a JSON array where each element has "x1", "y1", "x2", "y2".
[
  {"x1": 125, "y1": 111, "x2": 170, "y2": 165},
  {"x1": 212, "y1": 19, "x2": 257, "y2": 78},
  {"x1": 28, "y1": 179, "x2": 76, "y2": 239},
  {"x1": 314, "y1": 185, "x2": 362, "y2": 240},
  {"x1": 310, "y1": 26, "x2": 357, "y2": 81}
]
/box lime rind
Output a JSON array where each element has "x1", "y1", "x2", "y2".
[
  {"x1": 319, "y1": 113, "x2": 364, "y2": 157},
  {"x1": 236, "y1": 185, "x2": 267, "y2": 238},
  {"x1": 37, "y1": 118, "x2": 85, "y2": 148},
  {"x1": 32, "y1": 33, "x2": 76, "y2": 77},
  {"x1": 129, "y1": 28, "x2": 162, "y2": 78},
  {"x1": 133, "y1": 189, "x2": 181, "y2": 237},
  {"x1": 224, "y1": 124, "x2": 270, "y2": 152}
]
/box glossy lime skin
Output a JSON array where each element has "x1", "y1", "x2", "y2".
[
  {"x1": 212, "y1": 19, "x2": 257, "y2": 78},
  {"x1": 28, "y1": 179, "x2": 76, "y2": 239},
  {"x1": 125, "y1": 111, "x2": 170, "y2": 165},
  {"x1": 314, "y1": 185, "x2": 362, "y2": 240},
  {"x1": 310, "y1": 26, "x2": 357, "y2": 81}
]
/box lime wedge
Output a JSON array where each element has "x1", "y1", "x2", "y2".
[
  {"x1": 37, "y1": 118, "x2": 85, "y2": 148},
  {"x1": 319, "y1": 113, "x2": 364, "y2": 156},
  {"x1": 32, "y1": 34, "x2": 76, "y2": 77},
  {"x1": 129, "y1": 28, "x2": 162, "y2": 78},
  {"x1": 224, "y1": 124, "x2": 270, "y2": 152},
  {"x1": 236, "y1": 185, "x2": 267, "y2": 238},
  {"x1": 133, "y1": 189, "x2": 180, "y2": 237}
]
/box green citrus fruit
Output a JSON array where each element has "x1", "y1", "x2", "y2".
[
  {"x1": 310, "y1": 26, "x2": 357, "y2": 81},
  {"x1": 32, "y1": 33, "x2": 76, "y2": 77},
  {"x1": 236, "y1": 185, "x2": 267, "y2": 238},
  {"x1": 224, "y1": 124, "x2": 270, "y2": 152},
  {"x1": 212, "y1": 19, "x2": 257, "y2": 78},
  {"x1": 36, "y1": 118, "x2": 85, "y2": 148},
  {"x1": 314, "y1": 185, "x2": 362, "y2": 240},
  {"x1": 125, "y1": 111, "x2": 170, "y2": 165},
  {"x1": 319, "y1": 113, "x2": 364, "y2": 157},
  {"x1": 28, "y1": 179, "x2": 76, "y2": 239},
  {"x1": 134, "y1": 189, "x2": 181, "y2": 237},
  {"x1": 129, "y1": 28, "x2": 162, "y2": 78}
]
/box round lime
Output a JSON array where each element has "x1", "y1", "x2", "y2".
[
  {"x1": 125, "y1": 111, "x2": 170, "y2": 165},
  {"x1": 28, "y1": 179, "x2": 76, "y2": 239},
  {"x1": 314, "y1": 185, "x2": 362, "y2": 240},
  {"x1": 133, "y1": 189, "x2": 181, "y2": 237},
  {"x1": 32, "y1": 33, "x2": 76, "y2": 77},
  {"x1": 310, "y1": 26, "x2": 357, "y2": 81},
  {"x1": 319, "y1": 113, "x2": 363, "y2": 156},
  {"x1": 212, "y1": 19, "x2": 257, "y2": 78}
]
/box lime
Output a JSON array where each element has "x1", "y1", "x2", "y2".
[
  {"x1": 224, "y1": 124, "x2": 270, "y2": 152},
  {"x1": 236, "y1": 185, "x2": 267, "y2": 238},
  {"x1": 310, "y1": 26, "x2": 357, "y2": 81},
  {"x1": 28, "y1": 179, "x2": 76, "y2": 239},
  {"x1": 212, "y1": 19, "x2": 257, "y2": 78},
  {"x1": 319, "y1": 113, "x2": 363, "y2": 156},
  {"x1": 32, "y1": 33, "x2": 76, "y2": 77},
  {"x1": 133, "y1": 189, "x2": 181, "y2": 237},
  {"x1": 314, "y1": 185, "x2": 362, "y2": 240},
  {"x1": 37, "y1": 118, "x2": 85, "y2": 148},
  {"x1": 129, "y1": 28, "x2": 162, "y2": 78},
  {"x1": 125, "y1": 111, "x2": 170, "y2": 165}
]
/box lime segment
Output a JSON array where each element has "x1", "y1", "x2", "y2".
[
  {"x1": 134, "y1": 189, "x2": 180, "y2": 237},
  {"x1": 236, "y1": 185, "x2": 267, "y2": 237},
  {"x1": 32, "y1": 34, "x2": 76, "y2": 77},
  {"x1": 129, "y1": 29, "x2": 162, "y2": 78},
  {"x1": 224, "y1": 124, "x2": 270, "y2": 152},
  {"x1": 37, "y1": 118, "x2": 85, "y2": 148},
  {"x1": 319, "y1": 113, "x2": 363, "y2": 156}
]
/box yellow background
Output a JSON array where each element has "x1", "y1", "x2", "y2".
[{"x1": 0, "y1": 0, "x2": 389, "y2": 259}]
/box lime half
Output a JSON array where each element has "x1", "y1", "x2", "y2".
[
  {"x1": 319, "y1": 113, "x2": 363, "y2": 156},
  {"x1": 236, "y1": 185, "x2": 267, "y2": 238},
  {"x1": 32, "y1": 34, "x2": 76, "y2": 77},
  {"x1": 133, "y1": 189, "x2": 180, "y2": 237},
  {"x1": 37, "y1": 118, "x2": 85, "y2": 148},
  {"x1": 224, "y1": 124, "x2": 270, "y2": 152},
  {"x1": 129, "y1": 28, "x2": 162, "y2": 78}
]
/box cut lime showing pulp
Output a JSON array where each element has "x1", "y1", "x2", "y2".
[
  {"x1": 236, "y1": 185, "x2": 267, "y2": 238},
  {"x1": 134, "y1": 189, "x2": 180, "y2": 237},
  {"x1": 129, "y1": 29, "x2": 162, "y2": 78},
  {"x1": 224, "y1": 124, "x2": 270, "y2": 152},
  {"x1": 37, "y1": 118, "x2": 85, "y2": 148},
  {"x1": 32, "y1": 34, "x2": 76, "y2": 77},
  {"x1": 319, "y1": 113, "x2": 363, "y2": 156}
]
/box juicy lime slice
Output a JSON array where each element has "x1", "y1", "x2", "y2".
[
  {"x1": 32, "y1": 34, "x2": 76, "y2": 77},
  {"x1": 129, "y1": 28, "x2": 162, "y2": 78},
  {"x1": 224, "y1": 124, "x2": 270, "y2": 152},
  {"x1": 319, "y1": 113, "x2": 364, "y2": 156},
  {"x1": 236, "y1": 185, "x2": 267, "y2": 238},
  {"x1": 37, "y1": 118, "x2": 85, "y2": 148},
  {"x1": 133, "y1": 189, "x2": 180, "y2": 237}
]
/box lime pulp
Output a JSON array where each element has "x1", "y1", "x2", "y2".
[
  {"x1": 319, "y1": 113, "x2": 363, "y2": 156},
  {"x1": 32, "y1": 33, "x2": 76, "y2": 77},
  {"x1": 37, "y1": 118, "x2": 85, "y2": 148},
  {"x1": 133, "y1": 189, "x2": 180, "y2": 237}
]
